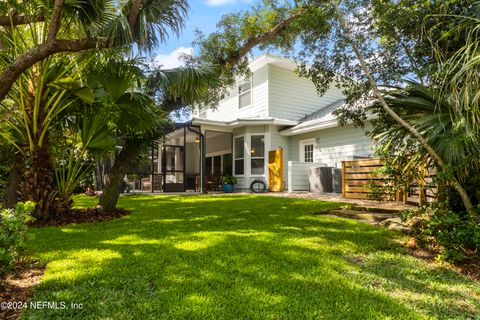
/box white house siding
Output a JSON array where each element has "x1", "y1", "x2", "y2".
[
  {"x1": 233, "y1": 127, "x2": 247, "y2": 136},
  {"x1": 287, "y1": 161, "x2": 326, "y2": 192},
  {"x1": 268, "y1": 65, "x2": 345, "y2": 121},
  {"x1": 206, "y1": 134, "x2": 231, "y2": 155},
  {"x1": 200, "y1": 65, "x2": 269, "y2": 121},
  {"x1": 287, "y1": 124, "x2": 374, "y2": 168}
]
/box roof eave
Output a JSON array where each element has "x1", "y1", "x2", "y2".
[
  {"x1": 279, "y1": 119, "x2": 339, "y2": 136},
  {"x1": 192, "y1": 117, "x2": 298, "y2": 128}
]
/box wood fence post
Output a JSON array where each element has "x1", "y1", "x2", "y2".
[
  {"x1": 341, "y1": 161, "x2": 346, "y2": 198},
  {"x1": 419, "y1": 161, "x2": 426, "y2": 206}
]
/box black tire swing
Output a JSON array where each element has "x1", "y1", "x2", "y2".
[{"x1": 249, "y1": 179, "x2": 267, "y2": 193}]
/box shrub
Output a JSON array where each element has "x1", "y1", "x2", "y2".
[
  {"x1": 223, "y1": 175, "x2": 237, "y2": 185},
  {"x1": 0, "y1": 201, "x2": 35, "y2": 277},
  {"x1": 0, "y1": 163, "x2": 8, "y2": 203},
  {"x1": 401, "y1": 204, "x2": 480, "y2": 262}
]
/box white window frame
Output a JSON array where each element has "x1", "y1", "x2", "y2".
[
  {"x1": 300, "y1": 138, "x2": 316, "y2": 163},
  {"x1": 233, "y1": 135, "x2": 246, "y2": 176},
  {"x1": 238, "y1": 79, "x2": 252, "y2": 109}
]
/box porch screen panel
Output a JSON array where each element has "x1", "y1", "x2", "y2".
[
  {"x1": 251, "y1": 135, "x2": 265, "y2": 175},
  {"x1": 234, "y1": 137, "x2": 244, "y2": 175},
  {"x1": 206, "y1": 157, "x2": 213, "y2": 175},
  {"x1": 166, "y1": 147, "x2": 184, "y2": 171},
  {"x1": 213, "y1": 155, "x2": 222, "y2": 175},
  {"x1": 223, "y1": 154, "x2": 233, "y2": 175}
]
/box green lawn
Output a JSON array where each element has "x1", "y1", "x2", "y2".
[{"x1": 24, "y1": 195, "x2": 479, "y2": 319}]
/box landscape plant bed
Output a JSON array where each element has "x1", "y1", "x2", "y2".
[
  {"x1": 322, "y1": 211, "x2": 480, "y2": 281},
  {"x1": 29, "y1": 208, "x2": 130, "y2": 227},
  {"x1": 406, "y1": 243, "x2": 480, "y2": 281},
  {"x1": 0, "y1": 262, "x2": 45, "y2": 320}
]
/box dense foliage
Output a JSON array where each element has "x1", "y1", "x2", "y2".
[
  {"x1": 0, "y1": 201, "x2": 35, "y2": 278},
  {"x1": 0, "y1": 1, "x2": 221, "y2": 217},
  {"x1": 402, "y1": 201, "x2": 480, "y2": 262}
]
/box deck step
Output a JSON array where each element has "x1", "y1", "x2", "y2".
[{"x1": 327, "y1": 209, "x2": 396, "y2": 222}]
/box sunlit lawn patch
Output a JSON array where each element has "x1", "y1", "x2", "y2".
[{"x1": 25, "y1": 195, "x2": 480, "y2": 319}]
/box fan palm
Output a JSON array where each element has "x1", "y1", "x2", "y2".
[
  {"x1": 92, "y1": 59, "x2": 220, "y2": 212},
  {"x1": 53, "y1": 110, "x2": 116, "y2": 213},
  {"x1": 88, "y1": 59, "x2": 163, "y2": 213},
  {"x1": 0, "y1": 0, "x2": 189, "y2": 102},
  {"x1": 432, "y1": 1, "x2": 480, "y2": 137},
  {"x1": 370, "y1": 80, "x2": 480, "y2": 217}
]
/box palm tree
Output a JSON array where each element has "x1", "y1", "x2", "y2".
[
  {"x1": 370, "y1": 81, "x2": 480, "y2": 218},
  {"x1": 0, "y1": 0, "x2": 189, "y2": 102},
  {"x1": 332, "y1": 2, "x2": 477, "y2": 219},
  {"x1": 431, "y1": 2, "x2": 480, "y2": 138},
  {"x1": 52, "y1": 110, "x2": 116, "y2": 213},
  {"x1": 84, "y1": 59, "x2": 160, "y2": 213},
  {"x1": 0, "y1": 55, "x2": 93, "y2": 219},
  {"x1": 93, "y1": 59, "x2": 220, "y2": 213}
]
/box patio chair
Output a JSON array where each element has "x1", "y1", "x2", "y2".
[
  {"x1": 141, "y1": 178, "x2": 151, "y2": 191},
  {"x1": 205, "y1": 175, "x2": 223, "y2": 191}
]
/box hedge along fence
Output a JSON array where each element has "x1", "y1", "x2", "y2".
[{"x1": 341, "y1": 158, "x2": 437, "y2": 205}]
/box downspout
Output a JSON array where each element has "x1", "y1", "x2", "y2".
[{"x1": 187, "y1": 125, "x2": 206, "y2": 193}]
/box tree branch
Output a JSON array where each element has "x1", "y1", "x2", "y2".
[
  {"x1": 0, "y1": 38, "x2": 109, "y2": 102},
  {"x1": 0, "y1": 0, "x2": 150, "y2": 104},
  {"x1": 46, "y1": 0, "x2": 65, "y2": 42},
  {"x1": 332, "y1": 1, "x2": 477, "y2": 219},
  {"x1": 0, "y1": 14, "x2": 45, "y2": 26},
  {"x1": 223, "y1": 9, "x2": 305, "y2": 66}
]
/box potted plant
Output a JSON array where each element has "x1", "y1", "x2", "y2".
[{"x1": 223, "y1": 175, "x2": 237, "y2": 193}]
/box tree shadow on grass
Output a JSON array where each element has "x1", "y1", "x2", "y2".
[{"x1": 23, "y1": 195, "x2": 480, "y2": 319}]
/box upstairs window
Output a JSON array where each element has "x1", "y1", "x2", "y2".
[{"x1": 238, "y1": 80, "x2": 251, "y2": 108}]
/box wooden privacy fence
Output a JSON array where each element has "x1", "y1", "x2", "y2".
[{"x1": 341, "y1": 158, "x2": 437, "y2": 205}]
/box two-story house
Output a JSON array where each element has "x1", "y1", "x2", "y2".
[{"x1": 153, "y1": 54, "x2": 374, "y2": 193}]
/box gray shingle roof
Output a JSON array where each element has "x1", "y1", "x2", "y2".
[{"x1": 299, "y1": 99, "x2": 345, "y2": 123}]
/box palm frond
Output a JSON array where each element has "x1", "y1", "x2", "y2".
[{"x1": 372, "y1": 80, "x2": 480, "y2": 182}]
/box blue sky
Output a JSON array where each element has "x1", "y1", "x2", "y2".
[{"x1": 151, "y1": 0, "x2": 254, "y2": 69}]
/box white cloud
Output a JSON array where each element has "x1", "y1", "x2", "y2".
[
  {"x1": 151, "y1": 47, "x2": 193, "y2": 69},
  {"x1": 205, "y1": 0, "x2": 252, "y2": 6},
  {"x1": 205, "y1": 0, "x2": 235, "y2": 5}
]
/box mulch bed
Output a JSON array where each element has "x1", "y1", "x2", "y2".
[
  {"x1": 406, "y1": 240, "x2": 480, "y2": 281},
  {"x1": 1, "y1": 208, "x2": 129, "y2": 319},
  {"x1": 0, "y1": 262, "x2": 45, "y2": 320},
  {"x1": 29, "y1": 208, "x2": 130, "y2": 227}
]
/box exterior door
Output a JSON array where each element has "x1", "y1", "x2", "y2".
[
  {"x1": 163, "y1": 145, "x2": 185, "y2": 192},
  {"x1": 268, "y1": 149, "x2": 284, "y2": 192}
]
